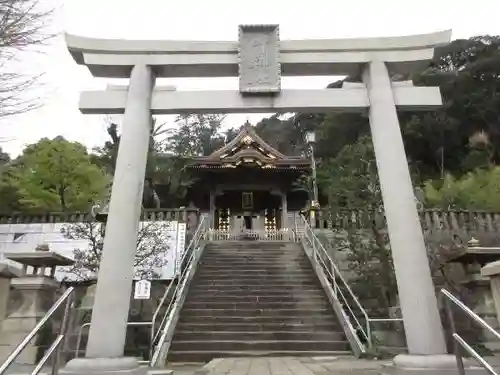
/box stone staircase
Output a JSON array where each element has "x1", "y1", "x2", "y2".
[{"x1": 168, "y1": 241, "x2": 351, "y2": 362}]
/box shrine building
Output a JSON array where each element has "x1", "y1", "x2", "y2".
[{"x1": 183, "y1": 124, "x2": 311, "y2": 236}]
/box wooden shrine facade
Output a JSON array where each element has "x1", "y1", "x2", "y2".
[{"x1": 184, "y1": 125, "x2": 310, "y2": 234}]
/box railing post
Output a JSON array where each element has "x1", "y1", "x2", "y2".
[
  {"x1": 51, "y1": 291, "x2": 74, "y2": 375},
  {"x1": 444, "y1": 297, "x2": 466, "y2": 375}
]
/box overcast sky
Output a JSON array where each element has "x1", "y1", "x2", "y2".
[{"x1": 0, "y1": 0, "x2": 499, "y2": 157}]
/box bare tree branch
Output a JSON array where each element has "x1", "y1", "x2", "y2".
[
  {"x1": 60, "y1": 220, "x2": 172, "y2": 281},
  {"x1": 0, "y1": 0, "x2": 54, "y2": 117}
]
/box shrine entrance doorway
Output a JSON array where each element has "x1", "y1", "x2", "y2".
[{"x1": 214, "y1": 190, "x2": 282, "y2": 234}]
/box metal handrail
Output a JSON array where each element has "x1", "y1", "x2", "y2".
[
  {"x1": 299, "y1": 215, "x2": 403, "y2": 350},
  {"x1": 149, "y1": 216, "x2": 207, "y2": 366},
  {"x1": 150, "y1": 280, "x2": 175, "y2": 345},
  {"x1": 441, "y1": 288, "x2": 500, "y2": 375},
  {"x1": 75, "y1": 219, "x2": 206, "y2": 367},
  {"x1": 0, "y1": 286, "x2": 74, "y2": 375},
  {"x1": 75, "y1": 321, "x2": 152, "y2": 361}
]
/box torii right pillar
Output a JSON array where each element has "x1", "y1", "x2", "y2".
[{"x1": 364, "y1": 61, "x2": 483, "y2": 375}]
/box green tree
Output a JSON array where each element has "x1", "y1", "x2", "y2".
[
  {"x1": 403, "y1": 35, "x2": 500, "y2": 180},
  {"x1": 166, "y1": 114, "x2": 227, "y2": 156},
  {"x1": 0, "y1": 147, "x2": 23, "y2": 212},
  {"x1": 91, "y1": 117, "x2": 171, "y2": 208},
  {"x1": 6, "y1": 137, "x2": 109, "y2": 211},
  {"x1": 424, "y1": 167, "x2": 500, "y2": 211},
  {"x1": 317, "y1": 136, "x2": 382, "y2": 210}
]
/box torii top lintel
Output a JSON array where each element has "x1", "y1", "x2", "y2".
[{"x1": 65, "y1": 25, "x2": 452, "y2": 80}]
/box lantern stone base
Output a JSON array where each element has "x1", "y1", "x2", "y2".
[
  {"x1": 0, "y1": 276, "x2": 59, "y2": 364},
  {"x1": 60, "y1": 357, "x2": 147, "y2": 375}
]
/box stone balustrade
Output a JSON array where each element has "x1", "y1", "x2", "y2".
[
  {"x1": 311, "y1": 209, "x2": 500, "y2": 234},
  {"x1": 0, "y1": 208, "x2": 199, "y2": 225}
]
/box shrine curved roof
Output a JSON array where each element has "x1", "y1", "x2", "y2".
[{"x1": 188, "y1": 124, "x2": 310, "y2": 170}]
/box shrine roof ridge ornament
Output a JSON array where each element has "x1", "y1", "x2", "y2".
[{"x1": 65, "y1": 27, "x2": 452, "y2": 78}]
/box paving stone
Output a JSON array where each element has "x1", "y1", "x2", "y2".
[
  {"x1": 193, "y1": 356, "x2": 396, "y2": 375},
  {"x1": 268, "y1": 357, "x2": 292, "y2": 375},
  {"x1": 226, "y1": 358, "x2": 251, "y2": 375}
]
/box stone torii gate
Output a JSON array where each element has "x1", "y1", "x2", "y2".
[{"x1": 61, "y1": 25, "x2": 467, "y2": 375}]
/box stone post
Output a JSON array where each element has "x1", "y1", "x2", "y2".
[
  {"x1": 363, "y1": 60, "x2": 458, "y2": 372},
  {"x1": 281, "y1": 192, "x2": 287, "y2": 230},
  {"x1": 0, "y1": 278, "x2": 8, "y2": 326},
  {"x1": 209, "y1": 190, "x2": 215, "y2": 228},
  {"x1": 62, "y1": 64, "x2": 154, "y2": 375}
]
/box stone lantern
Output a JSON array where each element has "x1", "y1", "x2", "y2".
[
  {"x1": 0, "y1": 263, "x2": 21, "y2": 328},
  {"x1": 447, "y1": 238, "x2": 500, "y2": 351},
  {"x1": 0, "y1": 245, "x2": 74, "y2": 364}
]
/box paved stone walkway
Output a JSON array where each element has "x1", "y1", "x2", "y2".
[
  {"x1": 190, "y1": 356, "x2": 392, "y2": 375},
  {"x1": 3, "y1": 357, "x2": 393, "y2": 375}
]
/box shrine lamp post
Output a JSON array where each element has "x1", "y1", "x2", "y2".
[{"x1": 305, "y1": 130, "x2": 319, "y2": 209}]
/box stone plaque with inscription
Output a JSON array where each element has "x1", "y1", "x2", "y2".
[{"x1": 238, "y1": 24, "x2": 281, "y2": 94}]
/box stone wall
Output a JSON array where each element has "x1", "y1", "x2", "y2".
[
  {"x1": 314, "y1": 209, "x2": 500, "y2": 353},
  {"x1": 0, "y1": 208, "x2": 199, "y2": 281},
  {"x1": 0, "y1": 278, "x2": 173, "y2": 363},
  {"x1": 315, "y1": 209, "x2": 500, "y2": 244}
]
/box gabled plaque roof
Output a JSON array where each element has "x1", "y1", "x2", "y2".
[{"x1": 188, "y1": 123, "x2": 309, "y2": 170}]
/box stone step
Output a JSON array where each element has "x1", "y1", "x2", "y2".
[
  {"x1": 181, "y1": 308, "x2": 333, "y2": 318},
  {"x1": 184, "y1": 293, "x2": 327, "y2": 302},
  {"x1": 202, "y1": 251, "x2": 306, "y2": 256},
  {"x1": 193, "y1": 274, "x2": 318, "y2": 282},
  {"x1": 175, "y1": 322, "x2": 342, "y2": 332},
  {"x1": 206, "y1": 242, "x2": 292, "y2": 246},
  {"x1": 198, "y1": 266, "x2": 313, "y2": 271},
  {"x1": 177, "y1": 314, "x2": 337, "y2": 324},
  {"x1": 167, "y1": 350, "x2": 351, "y2": 362},
  {"x1": 179, "y1": 311, "x2": 337, "y2": 324},
  {"x1": 204, "y1": 251, "x2": 300, "y2": 255},
  {"x1": 193, "y1": 273, "x2": 318, "y2": 284},
  {"x1": 190, "y1": 280, "x2": 320, "y2": 287},
  {"x1": 195, "y1": 270, "x2": 314, "y2": 277},
  {"x1": 169, "y1": 241, "x2": 349, "y2": 364},
  {"x1": 173, "y1": 330, "x2": 345, "y2": 341},
  {"x1": 200, "y1": 256, "x2": 310, "y2": 261},
  {"x1": 187, "y1": 286, "x2": 324, "y2": 294},
  {"x1": 182, "y1": 301, "x2": 331, "y2": 309},
  {"x1": 198, "y1": 262, "x2": 312, "y2": 268},
  {"x1": 201, "y1": 257, "x2": 305, "y2": 261},
  {"x1": 169, "y1": 340, "x2": 350, "y2": 352},
  {"x1": 199, "y1": 258, "x2": 308, "y2": 264},
  {"x1": 197, "y1": 264, "x2": 313, "y2": 270},
  {"x1": 205, "y1": 248, "x2": 301, "y2": 251}
]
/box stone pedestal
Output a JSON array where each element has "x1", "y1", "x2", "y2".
[
  {"x1": 481, "y1": 261, "x2": 500, "y2": 328},
  {"x1": 461, "y1": 273, "x2": 500, "y2": 351},
  {"x1": 0, "y1": 276, "x2": 59, "y2": 364},
  {"x1": 0, "y1": 263, "x2": 21, "y2": 327},
  {"x1": 0, "y1": 248, "x2": 74, "y2": 365}
]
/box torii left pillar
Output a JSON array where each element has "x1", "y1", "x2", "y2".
[{"x1": 61, "y1": 64, "x2": 154, "y2": 375}]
